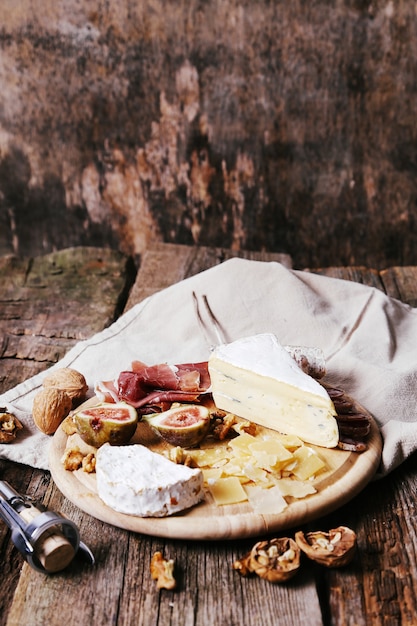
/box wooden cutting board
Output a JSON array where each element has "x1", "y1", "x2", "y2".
[{"x1": 49, "y1": 405, "x2": 382, "y2": 540}]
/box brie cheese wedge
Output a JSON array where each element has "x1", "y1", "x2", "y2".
[
  {"x1": 208, "y1": 333, "x2": 338, "y2": 448},
  {"x1": 96, "y1": 443, "x2": 204, "y2": 517}
]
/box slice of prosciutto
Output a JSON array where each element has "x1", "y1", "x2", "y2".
[
  {"x1": 129, "y1": 361, "x2": 210, "y2": 392},
  {"x1": 95, "y1": 361, "x2": 211, "y2": 412}
]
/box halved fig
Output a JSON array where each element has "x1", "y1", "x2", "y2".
[
  {"x1": 295, "y1": 526, "x2": 357, "y2": 567},
  {"x1": 143, "y1": 404, "x2": 211, "y2": 447},
  {"x1": 73, "y1": 402, "x2": 138, "y2": 447}
]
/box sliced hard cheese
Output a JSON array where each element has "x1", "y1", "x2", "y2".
[
  {"x1": 291, "y1": 446, "x2": 326, "y2": 480},
  {"x1": 96, "y1": 443, "x2": 204, "y2": 517},
  {"x1": 208, "y1": 333, "x2": 339, "y2": 448},
  {"x1": 244, "y1": 484, "x2": 288, "y2": 514},
  {"x1": 274, "y1": 478, "x2": 317, "y2": 498},
  {"x1": 208, "y1": 476, "x2": 248, "y2": 505}
]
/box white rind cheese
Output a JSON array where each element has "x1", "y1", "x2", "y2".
[
  {"x1": 208, "y1": 333, "x2": 339, "y2": 448},
  {"x1": 96, "y1": 444, "x2": 204, "y2": 517}
]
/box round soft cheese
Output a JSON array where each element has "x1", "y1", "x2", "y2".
[{"x1": 96, "y1": 443, "x2": 204, "y2": 517}]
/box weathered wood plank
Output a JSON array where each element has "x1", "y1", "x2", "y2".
[
  {"x1": 0, "y1": 247, "x2": 135, "y2": 392},
  {"x1": 2, "y1": 246, "x2": 417, "y2": 626},
  {"x1": 124, "y1": 249, "x2": 417, "y2": 626},
  {"x1": 125, "y1": 242, "x2": 292, "y2": 310},
  {"x1": 0, "y1": 459, "x2": 41, "y2": 624},
  {"x1": 303, "y1": 264, "x2": 417, "y2": 625},
  {"x1": 0, "y1": 247, "x2": 135, "y2": 624},
  {"x1": 4, "y1": 245, "x2": 324, "y2": 626},
  {"x1": 317, "y1": 453, "x2": 417, "y2": 626},
  {"x1": 380, "y1": 267, "x2": 417, "y2": 307},
  {"x1": 5, "y1": 534, "x2": 324, "y2": 626}
]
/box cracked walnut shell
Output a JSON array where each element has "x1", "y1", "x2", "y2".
[
  {"x1": 42, "y1": 367, "x2": 88, "y2": 405},
  {"x1": 234, "y1": 537, "x2": 301, "y2": 583},
  {"x1": 295, "y1": 526, "x2": 357, "y2": 567},
  {"x1": 32, "y1": 387, "x2": 72, "y2": 435},
  {"x1": 0, "y1": 410, "x2": 24, "y2": 443}
]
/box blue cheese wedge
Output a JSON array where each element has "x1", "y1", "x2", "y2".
[
  {"x1": 208, "y1": 333, "x2": 338, "y2": 448},
  {"x1": 96, "y1": 443, "x2": 204, "y2": 517}
]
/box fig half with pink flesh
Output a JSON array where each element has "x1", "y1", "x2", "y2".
[
  {"x1": 73, "y1": 402, "x2": 138, "y2": 447},
  {"x1": 143, "y1": 405, "x2": 211, "y2": 447}
]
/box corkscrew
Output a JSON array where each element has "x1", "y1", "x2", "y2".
[{"x1": 0, "y1": 480, "x2": 94, "y2": 573}]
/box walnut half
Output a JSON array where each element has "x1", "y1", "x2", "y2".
[
  {"x1": 234, "y1": 537, "x2": 301, "y2": 583},
  {"x1": 295, "y1": 526, "x2": 357, "y2": 567},
  {"x1": 0, "y1": 409, "x2": 24, "y2": 443}
]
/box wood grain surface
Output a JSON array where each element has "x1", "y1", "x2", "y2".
[
  {"x1": 49, "y1": 406, "x2": 382, "y2": 540},
  {"x1": 2, "y1": 245, "x2": 417, "y2": 626},
  {"x1": 0, "y1": 247, "x2": 135, "y2": 391}
]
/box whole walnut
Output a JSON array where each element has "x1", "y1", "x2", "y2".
[
  {"x1": 42, "y1": 367, "x2": 88, "y2": 406},
  {"x1": 32, "y1": 388, "x2": 72, "y2": 435}
]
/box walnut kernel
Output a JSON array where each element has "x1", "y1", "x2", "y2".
[
  {"x1": 61, "y1": 447, "x2": 85, "y2": 471},
  {"x1": 150, "y1": 552, "x2": 177, "y2": 590},
  {"x1": 61, "y1": 415, "x2": 78, "y2": 436},
  {"x1": 81, "y1": 452, "x2": 96, "y2": 473},
  {"x1": 0, "y1": 410, "x2": 24, "y2": 443}
]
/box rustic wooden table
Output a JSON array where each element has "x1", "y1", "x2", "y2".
[{"x1": 1, "y1": 243, "x2": 417, "y2": 626}]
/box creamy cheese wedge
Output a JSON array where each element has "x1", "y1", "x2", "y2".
[
  {"x1": 96, "y1": 444, "x2": 204, "y2": 517},
  {"x1": 208, "y1": 333, "x2": 338, "y2": 448}
]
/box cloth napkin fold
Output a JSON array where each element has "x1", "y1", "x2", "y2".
[{"x1": 1, "y1": 258, "x2": 416, "y2": 476}]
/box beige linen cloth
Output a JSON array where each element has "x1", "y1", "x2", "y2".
[{"x1": 1, "y1": 258, "x2": 416, "y2": 476}]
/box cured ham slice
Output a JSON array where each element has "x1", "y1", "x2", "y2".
[
  {"x1": 129, "y1": 361, "x2": 210, "y2": 392},
  {"x1": 95, "y1": 379, "x2": 119, "y2": 403},
  {"x1": 118, "y1": 371, "x2": 149, "y2": 403},
  {"x1": 95, "y1": 361, "x2": 211, "y2": 412},
  {"x1": 125, "y1": 389, "x2": 203, "y2": 410}
]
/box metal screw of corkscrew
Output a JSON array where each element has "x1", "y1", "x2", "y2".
[{"x1": 0, "y1": 480, "x2": 95, "y2": 573}]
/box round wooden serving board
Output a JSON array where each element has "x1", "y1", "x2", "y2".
[{"x1": 49, "y1": 401, "x2": 382, "y2": 541}]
